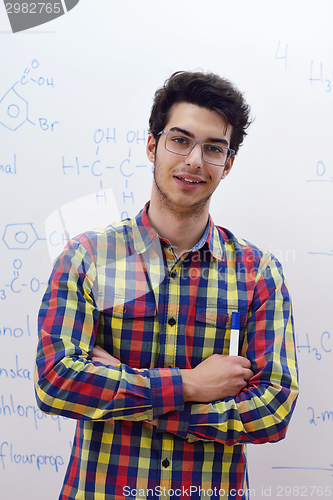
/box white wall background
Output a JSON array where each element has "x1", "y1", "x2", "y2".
[{"x1": 0, "y1": 1, "x2": 332, "y2": 498}]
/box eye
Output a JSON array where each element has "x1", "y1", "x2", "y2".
[
  {"x1": 205, "y1": 144, "x2": 226, "y2": 154},
  {"x1": 172, "y1": 135, "x2": 190, "y2": 145}
]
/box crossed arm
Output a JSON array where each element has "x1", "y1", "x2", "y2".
[
  {"x1": 36, "y1": 239, "x2": 298, "y2": 445},
  {"x1": 92, "y1": 345, "x2": 253, "y2": 403}
]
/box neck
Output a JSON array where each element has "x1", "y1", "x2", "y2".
[{"x1": 147, "y1": 197, "x2": 209, "y2": 258}]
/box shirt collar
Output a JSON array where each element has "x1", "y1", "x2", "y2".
[
  {"x1": 131, "y1": 202, "x2": 160, "y2": 255},
  {"x1": 206, "y1": 214, "x2": 228, "y2": 261},
  {"x1": 131, "y1": 202, "x2": 228, "y2": 261}
]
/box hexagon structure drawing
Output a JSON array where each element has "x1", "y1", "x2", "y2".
[
  {"x1": 3, "y1": 223, "x2": 39, "y2": 250},
  {"x1": 0, "y1": 86, "x2": 29, "y2": 131}
]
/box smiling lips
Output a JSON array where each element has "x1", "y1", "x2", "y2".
[{"x1": 174, "y1": 174, "x2": 206, "y2": 186}]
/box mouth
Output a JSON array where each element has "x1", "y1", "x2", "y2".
[{"x1": 174, "y1": 175, "x2": 205, "y2": 185}]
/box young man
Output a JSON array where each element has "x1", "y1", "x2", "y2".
[{"x1": 35, "y1": 72, "x2": 299, "y2": 500}]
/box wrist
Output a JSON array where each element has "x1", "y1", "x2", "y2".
[{"x1": 180, "y1": 369, "x2": 195, "y2": 402}]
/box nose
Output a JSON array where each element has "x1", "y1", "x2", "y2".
[{"x1": 186, "y1": 143, "x2": 204, "y2": 169}]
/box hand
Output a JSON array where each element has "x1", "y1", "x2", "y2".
[
  {"x1": 180, "y1": 354, "x2": 253, "y2": 403},
  {"x1": 91, "y1": 345, "x2": 120, "y2": 366},
  {"x1": 144, "y1": 418, "x2": 158, "y2": 428}
]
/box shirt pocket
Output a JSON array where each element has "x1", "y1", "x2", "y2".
[
  {"x1": 99, "y1": 294, "x2": 157, "y2": 369},
  {"x1": 193, "y1": 304, "x2": 247, "y2": 363}
]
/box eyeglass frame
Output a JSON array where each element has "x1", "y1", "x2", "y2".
[{"x1": 158, "y1": 130, "x2": 235, "y2": 167}]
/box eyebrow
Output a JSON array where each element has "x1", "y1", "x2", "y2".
[{"x1": 169, "y1": 126, "x2": 229, "y2": 147}]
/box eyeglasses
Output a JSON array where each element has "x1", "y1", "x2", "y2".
[{"x1": 158, "y1": 130, "x2": 235, "y2": 167}]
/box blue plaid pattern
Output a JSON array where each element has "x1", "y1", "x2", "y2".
[{"x1": 35, "y1": 203, "x2": 299, "y2": 500}]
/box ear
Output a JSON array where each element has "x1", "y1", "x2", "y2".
[
  {"x1": 146, "y1": 134, "x2": 157, "y2": 163},
  {"x1": 221, "y1": 155, "x2": 235, "y2": 180}
]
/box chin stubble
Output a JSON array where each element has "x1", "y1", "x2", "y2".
[{"x1": 153, "y1": 163, "x2": 212, "y2": 219}]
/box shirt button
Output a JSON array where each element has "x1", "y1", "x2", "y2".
[
  {"x1": 170, "y1": 271, "x2": 177, "y2": 279},
  {"x1": 168, "y1": 318, "x2": 176, "y2": 327},
  {"x1": 162, "y1": 458, "x2": 170, "y2": 468}
]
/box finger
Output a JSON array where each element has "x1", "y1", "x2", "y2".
[
  {"x1": 91, "y1": 346, "x2": 120, "y2": 365},
  {"x1": 143, "y1": 422, "x2": 155, "y2": 429},
  {"x1": 92, "y1": 357, "x2": 120, "y2": 366},
  {"x1": 91, "y1": 352, "x2": 120, "y2": 366},
  {"x1": 243, "y1": 369, "x2": 254, "y2": 381},
  {"x1": 92, "y1": 345, "x2": 105, "y2": 355},
  {"x1": 239, "y1": 357, "x2": 252, "y2": 368}
]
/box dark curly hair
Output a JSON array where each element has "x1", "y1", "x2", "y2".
[{"x1": 149, "y1": 71, "x2": 253, "y2": 155}]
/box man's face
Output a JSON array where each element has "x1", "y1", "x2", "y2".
[{"x1": 146, "y1": 101, "x2": 234, "y2": 215}]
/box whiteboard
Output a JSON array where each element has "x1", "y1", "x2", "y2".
[{"x1": 0, "y1": 1, "x2": 332, "y2": 498}]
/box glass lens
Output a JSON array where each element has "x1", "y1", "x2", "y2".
[
  {"x1": 164, "y1": 131, "x2": 229, "y2": 166},
  {"x1": 165, "y1": 132, "x2": 193, "y2": 155},
  {"x1": 202, "y1": 144, "x2": 228, "y2": 165}
]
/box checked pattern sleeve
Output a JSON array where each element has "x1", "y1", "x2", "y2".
[{"x1": 35, "y1": 235, "x2": 184, "y2": 423}]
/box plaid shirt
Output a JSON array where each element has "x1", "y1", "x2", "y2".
[{"x1": 35, "y1": 203, "x2": 299, "y2": 500}]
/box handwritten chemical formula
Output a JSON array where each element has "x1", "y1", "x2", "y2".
[
  {"x1": 2, "y1": 222, "x2": 45, "y2": 251},
  {"x1": 0, "y1": 59, "x2": 58, "y2": 132},
  {"x1": 308, "y1": 406, "x2": 333, "y2": 427},
  {"x1": 62, "y1": 127, "x2": 152, "y2": 219},
  {"x1": 0, "y1": 259, "x2": 46, "y2": 300},
  {"x1": 296, "y1": 331, "x2": 332, "y2": 361}
]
